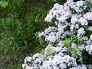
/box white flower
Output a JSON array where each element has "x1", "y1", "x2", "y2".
[
  {"x1": 25, "y1": 66, "x2": 31, "y2": 69},
  {"x1": 86, "y1": 40, "x2": 91, "y2": 45},
  {"x1": 75, "y1": 24, "x2": 79, "y2": 29},
  {"x1": 90, "y1": 34, "x2": 92, "y2": 40},
  {"x1": 85, "y1": 44, "x2": 92, "y2": 55},
  {"x1": 84, "y1": 12, "x2": 92, "y2": 20},
  {"x1": 53, "y1": 66, "x2": 59, "y2": 69},
  {"x1": 54, "y1": 3, "x2": 60, "y2": 9},
  {"x1": 43, "y1": 61, "x2": 50, "y2": 67},
  {"x1": 67, "y1": 0, "x2": 73, "y2": 3},
  {"x1": 82, "y1": 36, "x2": 88, "y2": 41},
  {"x1": 71, "y1": 16, "x2": 78, "y2": 24},
  {"x1": 45, "y1": 14, "x2": 54, "y2": 22},
  {"x1": 58, "y1": 41, "x2": 64, "y2": 47},
  {"x1": 58, "y1": 24, "x2": 66, "y2": 33},
  {"x1": 89, "y1": 44, "x2": 92, "y2": 54},
  {"x1": 24, "y1": 57, "x2": 32, "y2": 64},
  {"x1": 88, "y1": 26, "x2": 92, "y2": 31},
  {"x1": 71, "y1": 43, "x2": 77, "y2": 48},
  {"x1": 76, "y1": 1, "x2": 85, "y2": 7},
  {"x1": 33, "y1": 53, "x2": 40, "y2": 60},
  {"x1": 34, "y1": 58, "x2": 43, "y2": 64},
  {"x1": 22, "y1": 64, "x2": 27, "y2": 69},
  {"x1": 70, "y1": 64, "x2": 87, "y2": 69},
  {"x1": 62, "y1": 55, "x2": 70, "y2": 62},
  {"x1": 70, "y1": 25, "x2": 74, "y2": 31},
  {"x1": 65, "y1": 31, "x2": 71, "y2": 36},
  {"x1": 75, "y1": 7, "x2": 83, "y2": 13},
  {"x1": 60, "y1": 63, "x2": 67, "y2": 68},
  {"x1": 57, "y1": 16, "x2": 67, "y2": 22},
  {"x1": 38, "y1": 32, "x2": 45, "y2": 37},
  {"x1": 54, "y1": 47, "x2": 62, "y2": 52},
  {"x1": 56, "y1": 31, "x2": 61, "y2": 39},
  {"x1": 79, "y1": 17, "x2": 88, "y2": 26},
  {"x1": 45, "y1": 35, "x2": 57, "y2": 42},
  {"x1": 78, "y1": 27, "x2": 85, "y2": 35},
  {"x1": 45, "y1": 27, "x2": 57, "y2": 34}
]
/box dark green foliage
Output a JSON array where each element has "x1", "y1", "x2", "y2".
[{"x1": 82, "y1": 50, "x2": 92, "y2": 64}]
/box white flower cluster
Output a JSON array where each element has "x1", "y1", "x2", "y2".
[
  {"x1": 85, "y1": 44, "x2": 92, "y2": 55},
  {"x1": 70, "y1": 64, "x2": 87, "y2": 69},
  {"x1": 41, "y1": 2, "x2": 92, "y2": 43},
  {"x1": 22, "y1": 0, "x2": 92, "y2": 69},
  {"x1": 40, "y1": 0, "x2": 92, "y2": 54},
  {"x1": 22, "y1": 44, "x2": 77, "y2": 69}
]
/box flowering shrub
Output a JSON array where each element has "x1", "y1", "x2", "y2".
[
  {"x1": 22, "y1": 0, "x2": 92, "y2": 69},
  {"x1": 22, "y1": 44, "x2": 78, "y2": 69}
]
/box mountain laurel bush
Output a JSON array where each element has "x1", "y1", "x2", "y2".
[{"x1": 22, "y1": 0, "x2": 92, "y2": 69}]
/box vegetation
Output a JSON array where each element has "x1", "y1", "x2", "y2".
[
  {"x1": 22, "y1": 0, "x2": 92, "y2": 69},
  {"x1": 0, "y1": 0, "x2": 67, "y2": 69},
  {"x1": 0, "y1": 0, "x2": 89, "y2": 69}
]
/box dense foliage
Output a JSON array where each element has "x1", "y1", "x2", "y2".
[
  {"x1": 0, "y1": 0, "x2": 91, "y2": 69},
  {"x1": 0, "y1": 0, "x2": 66, "y2": 69},
  {"x1": 22, "y1": 0, "x2": 92, "y2": 69}
]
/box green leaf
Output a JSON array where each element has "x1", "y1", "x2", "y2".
[
  {"x1": 47, "y1": 48, "x2": 52, "y2": 53},
  {"x1": 1, "y1": 1, "x2": 8, "y2": 8}
]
